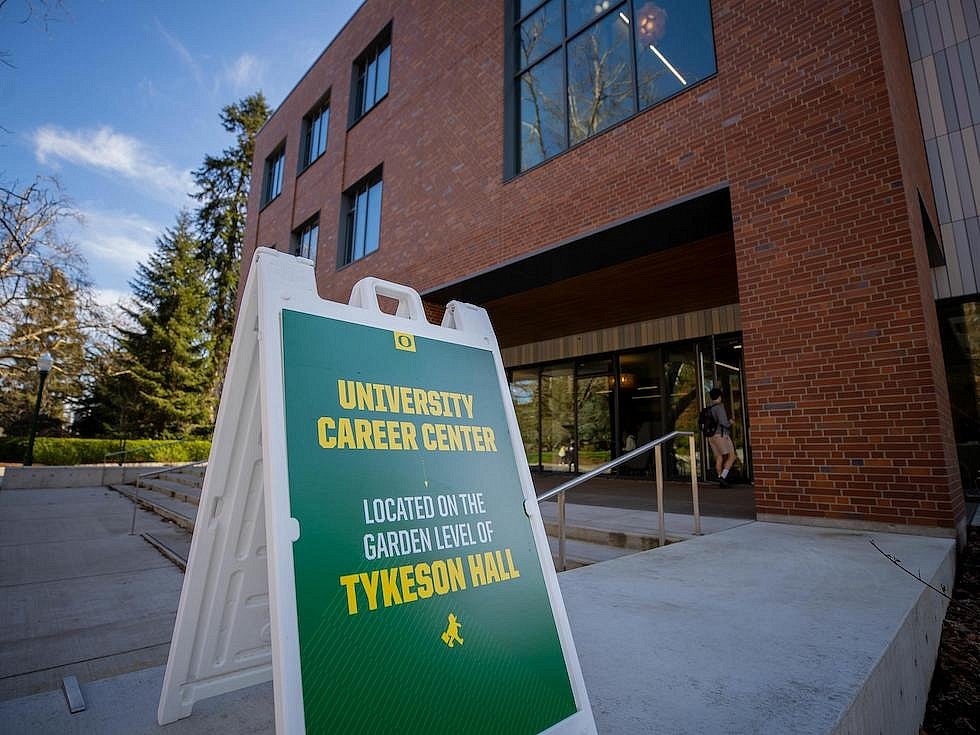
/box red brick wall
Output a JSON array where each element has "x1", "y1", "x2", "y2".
[
  {"x1": 241, "y1": 0, "x2": 965, "y2": 536},
  {"x1": 721, "y1": 0, "x2": 962, "y2": 536}
]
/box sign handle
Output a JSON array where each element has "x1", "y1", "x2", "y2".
[{"x1": 349, "y1": 277, "x2": 428, "y2": 321}]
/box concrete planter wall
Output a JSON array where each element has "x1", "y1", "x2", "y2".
[{"x1": 0, "y1": 465, "x2": 169, "y2": 489}]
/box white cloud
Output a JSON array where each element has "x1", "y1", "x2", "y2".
[
  {"x1": 65, "y1": 208, "x2": 162, "y2": 303},
  {"x1": 32, "y1": 125, "x2": 194, "y2": 204},
  {"x1": 225, "y1": 53, "x2": 263, "y2": 90}
]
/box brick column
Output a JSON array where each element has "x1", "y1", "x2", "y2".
[{"x1": 716, "y1": 0, "x2": 965, "y2": 541}]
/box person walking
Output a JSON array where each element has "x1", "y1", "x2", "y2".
[{"x1": 707, "y1": 387, "x2": 736, "y2": 487}]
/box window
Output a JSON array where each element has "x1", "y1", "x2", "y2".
[
  {"x1": 350, "y1": 25, "x2": 391, "y2": 123},
  {"x1": 511, "y1": 0, "x2": 716, "y2": 174},
  {"x1": 341, "y1": 168, "x2": 383, "y2": 266},
  {"x1": 293, "y1": 216, "x2": 320, "y2": 262},
  {"x1": 300, "y1": 98, "x2": 330, "y2": 171},
  {"x1": 262, "y1": 144, "x2": 285, "y2": 205}
]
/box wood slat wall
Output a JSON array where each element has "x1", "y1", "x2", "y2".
[{"x1": 500, "y1": 304, "x2": 741, "y2": 368}]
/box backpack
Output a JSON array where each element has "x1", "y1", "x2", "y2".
[{"x1": 698, "y1": 405, "x2": 719, "y2": 438}]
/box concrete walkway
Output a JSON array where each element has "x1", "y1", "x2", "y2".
[
  {"x1": 0, "y1": 486, "x2": 183, "y2": 700},
  {"x1": 0, "y1": 484, "x2": 956, "y2": 734}
]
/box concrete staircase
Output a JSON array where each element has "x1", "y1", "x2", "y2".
[
  {"x1": 110, "y1": 464, "x2": 667, "y2": 570},
  {"x1": 111, "y1": 464, "x2": 203, "y2": 532},
  {"x1": 109, "y1": 465, "x2": 205, "y2": 569}
]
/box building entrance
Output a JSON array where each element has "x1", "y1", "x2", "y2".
[{"x1": 508, "y1": 333, "x2": 751, "y2": 483}]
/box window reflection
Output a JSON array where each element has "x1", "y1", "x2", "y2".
[
  {"x1": 567, "y1": 5, "x2": 635, "y2": 145},
  {"x1": 541, "y1": 364, "x2": 575, "y2": 472},
  {"x1": 512, "y1": 0, "x2": 716, "y2": 173},
  {"x1": 509, "y1": 370, "x2": 540, "y2": 466},
  {"x1": 566, "y1": 0, "x2": 612, "y2": 34},
  {"x1": 575, "y1": 359, "x2": 613, "y2": 471},
  {"x1": 520, "y1": 51, "x2": 566, "y2": 170},
  {"x1": 634, "y1": 0, "x2": 715, "y2": 109},
  {"x1": 520, "y1": 0, "x2": 562, "y2": 68}
]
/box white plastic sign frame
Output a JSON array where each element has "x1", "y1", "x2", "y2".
[{"x1": 158, "y1": 249, "x2": 596, "y2": 734}]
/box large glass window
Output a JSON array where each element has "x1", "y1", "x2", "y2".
[
  {"x1": 513, "y1": 0, "x2": 716, "y2": 173},
  {"x1": 351, "y1": 26, "x2": 391, "y2": 123},
  {"x1": 634, "y1": 1, "x2": 716, "y2": 109},
  {"x1": 519, "y1": 51, "x2": 566, "y2": 170},
  {"x1": 341, "y1": 169, "x2": 383, "y2": 265},
  {"x1": 567, "y1": 7, "x2": 635, "y2": 145}
]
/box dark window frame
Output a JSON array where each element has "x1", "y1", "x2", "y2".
[
  {"x1": 292, "y1": 214, "x2": 320, "y2": 262},
  {"x1": 338, "y1": 165, "x2": 384, "y2": 268},
  {"x1": 299, "y1": 94, "x2": 331, "y2": 172},
  {"x1": 505, "y1": 0, "x2": 718, "y2": 179},
  {"x1": 261, "y1": 142, "x2": 286, "y2": 206},
  {"x1": 348, "y1": 23, "x2": 393, "y2": 126}
]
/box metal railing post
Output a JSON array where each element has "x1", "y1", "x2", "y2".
[
  {"x1": 130, "y1": 479, "x2": 142, "y2": 535},
  {"x1": 558, "y1": 491, "x2": 567, "y2": 572},
  {"x1": 534, "y1": 430, "x2": 698, "y2": 561},
  {"x1": 655, "y1": 443, "x2": 665, "y2": 547},
  {"x1": 690, "y1": 434, "x2": 701, "y2": 535},
  {"x1": 126, "y1": 458, "x2": 207, "y2": 536}
]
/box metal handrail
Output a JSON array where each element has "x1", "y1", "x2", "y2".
[
  {"x1": 536, "y1": 431, "x2": 700, "y2": 571},
  {"x1": 130, "y1": 459, "x2": 208, "y2": 535},
  {"x1": 104, "y1": 438, "x2": 187, "y2": 466}
]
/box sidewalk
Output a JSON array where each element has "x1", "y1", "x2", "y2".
[{"x1": 0, "y1": 484, "x2": 955, "y2": 733}]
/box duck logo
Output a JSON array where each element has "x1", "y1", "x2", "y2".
[{"x1": 394, "y1": 331, "x2": 416, "y2": 352}]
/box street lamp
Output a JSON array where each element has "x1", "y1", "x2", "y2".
[{"x1": 24, "y1": 351, "x2": 54, "y2": 467}]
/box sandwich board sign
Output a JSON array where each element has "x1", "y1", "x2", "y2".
[{"x1": 158, "y1": 249, "x2": 596, "y2": 734}]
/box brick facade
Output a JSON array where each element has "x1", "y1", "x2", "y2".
[{"x1": 242, "y1": 0, "x2": 966, "y2": 540}]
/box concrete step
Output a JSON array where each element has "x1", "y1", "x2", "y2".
[
  {"x1": 548, "y1": 536, "x2": 639, "y2": 570},
  {"x1": 543, "y1": 519, "x2": 666, "y2": 551},
  {"x1": 140, "y1": 527, "x2": 192, "y2": 571},
  {"x1": 138, "y1": 477, "x2": 201, "y2": 506},
  {"x1": 157, "y1": 470, "x2": 205, "y2": 490},
  {"x1": 109, "y1": 485, "x2": 196, "y2": 532}
]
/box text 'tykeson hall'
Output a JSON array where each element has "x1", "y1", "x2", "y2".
[{"x1": 241, "y1": 0, "x2": 980, "y2": 544}]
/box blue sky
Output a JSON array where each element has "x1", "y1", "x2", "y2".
[{"x1": 1, "y1": 0, "x2": 363, "y2": 306}]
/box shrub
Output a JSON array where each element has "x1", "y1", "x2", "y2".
[{"x1": 0, "y1": 437, "x2": 211, "y2": 466}]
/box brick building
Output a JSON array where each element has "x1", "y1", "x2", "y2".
[{"x1": 241, "y1": 0, "x2": 975, "y2": 543}]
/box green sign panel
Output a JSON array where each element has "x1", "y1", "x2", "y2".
[{"x1": 281, "y1": 310, "x2": 577, "y2": 734}]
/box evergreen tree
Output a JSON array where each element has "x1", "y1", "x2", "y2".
[
  {"x1": 0, "y1": 267, "x2": 88, "y2": 435},
  {"x1": 72, "y1": 341, "x2": 135, "y2": 439},
  {"x1": 116, "y1": 211, "x2": 211, "y2": 438},
  {"x1": 193, "y1": 92, "x2": 270, "y2": 408}
]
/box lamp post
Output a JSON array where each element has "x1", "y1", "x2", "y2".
[{"x1": 24, "y1": 352, "x2": 54, "y2": 467}]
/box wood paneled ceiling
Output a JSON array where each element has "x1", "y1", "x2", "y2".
[{"x1": 484, "y1": 232, "x2": 738, "y2": 348}]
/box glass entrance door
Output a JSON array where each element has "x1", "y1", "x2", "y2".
[
  {"x1": 617, "y1": 350, "x2": 663, "y2": 476},
  {"x1": 575, "y1": 358, "x2": 614, "y2": 471},
  {"x1": 700, "y1": 336, "x2": 750, "y2": 482},
  {"x1": 541, "y1": 363, "x2": 575, "y2": 471},
  {"x1": 664, "y1": 345, "x2": 699, "y2": 479}
]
